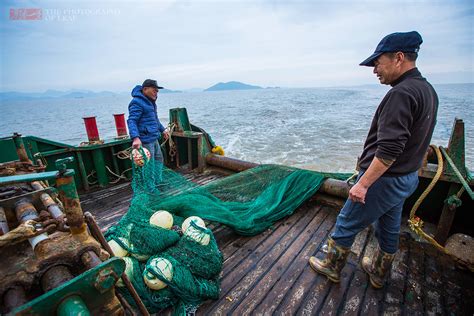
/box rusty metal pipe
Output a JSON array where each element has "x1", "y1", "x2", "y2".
[
  {"x1": 56, "y1": 174, "x2": 86, "y2": 234},
  {"x1": 206, "y1": 154, "x2": 259, "y2": 172},
  {"x1": 41, "y1": 265, "x2": 74, "y2": 292},
  {"x1": 115, "y1": 292, "x2": 135, "y2": 315},
  {"x1": 81, "y1": 250, "x2": 103, "y2": 269},
  {"x1": 0, "y1": 206, "x2": 9, "y2": 235},
  {"x1": 3, "y1": 285, "x2": 28, "y2": 312},
  {"x1": 15, "y1": 199, "x2": 49, "y2": 249},
  {"x1": 31, "y1": 181, "x2": 65, "y2": 220},
  {"x1": 15, "y1": 199, "x2": 39, "y2": 222},
  {"x1": 320, "y1": 178, "x2": 350, "y2": 199},
  {"x1": 40, "y1": 193, "x2": 64, "y2": 219},
  {"x1": 84, "y1": 212, "x2": 150, "y2": 316},
  {"x1": 12, "y1": 133, "x2": 32, "y2": 163}
]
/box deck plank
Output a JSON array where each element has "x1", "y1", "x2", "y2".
[
  {"x1": 233, "y1": 206, "x2": 331, "y2": 315},
  {"x1": 202, "y1": 205, "x2": 318, "y2": 315},
  {"x1": 404, "y1": 237, "x2": 425, "y2": 315},
  {"x1": 359, "y1": 232, "x2": 385, "y2": 316},
  {"x1": 254, "y1": 207, "x2": 335, "y2": 315},
  {"x1": 381, "y1": 234, "x2": 409, "y2": 315}
]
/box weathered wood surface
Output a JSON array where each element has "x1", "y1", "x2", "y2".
[{"x1": 81, "y1": 174, "x2": 474, "y2": 316}]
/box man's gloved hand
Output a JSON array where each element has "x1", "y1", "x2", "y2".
[
  {"x1": 132, "y1": 137, "x2": 142, "y2": 149},
  {"x1": 162, "y1": 131, "x2": 169, "y2": 141}
]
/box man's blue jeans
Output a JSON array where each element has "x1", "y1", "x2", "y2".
[
  {"x1": 142, "y1": 139, "x2": 164, "y2": 163},
  {"x1": 331, "y1": 171, "x2": 419, "y2": 254},
  {"x1": 141, "y1": 140, "x2": 164, "y2": 193}
]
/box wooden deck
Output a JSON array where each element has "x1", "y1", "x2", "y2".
[{"x1": 80, "y1": 173, "x2": 474, "y2": 316}]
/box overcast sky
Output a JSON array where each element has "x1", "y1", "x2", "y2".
[{"x1": 1, "y1": 0, "x2": 473, "y2": 92}]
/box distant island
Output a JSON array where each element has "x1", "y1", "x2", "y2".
[
  {"x1": 0, "y1": 89, "x2": 119, "y2": 101},
  {"x1": 204, "y1": 81, "x2": 262, "y2": 92}
]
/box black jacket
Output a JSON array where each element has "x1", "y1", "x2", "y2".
[{"x1": 358, "y1": 68, "x2": 438, "y2": 176}]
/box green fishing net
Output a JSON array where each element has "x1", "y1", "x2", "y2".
[{"x1": 105, "y1": 150, "x2": 350, "y2": 314}]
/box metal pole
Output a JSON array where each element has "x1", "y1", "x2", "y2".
[
  {"x1": 92, "y1": 149, "x2": 109, "y2": 187},
  {"x1": 12, "y1": 133, "x2": 32, "y2": 163},
  {"x1": 55, "y1": 168, "x2": 86, "y2": 235},
  {"x1": 76, "y1": 151, "x2": 90, "y2": 191},
  {"x1": 205, "y1": 154, "x2": 259, "y2": 172},
  {"x1": 3, "y1": 286, "x2": 28, "y2": 312},
  {"x1": 0, "y1": 206, "x2": 9, "y2": 235}
]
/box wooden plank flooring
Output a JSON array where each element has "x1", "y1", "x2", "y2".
[{"x1": 80, "y1": 174, "x2": 474, "y2": 316}]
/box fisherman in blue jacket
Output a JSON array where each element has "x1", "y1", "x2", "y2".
[{"x1": 127, "y1": 79, "x2": 169, "y2": 163}]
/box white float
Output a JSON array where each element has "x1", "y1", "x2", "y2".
[
  {"x1": 181, "y1": 216, "x2": 206, "y2": 233},
  {"x1": 143, "y1": 257, "x2": 173, "y2": 290},
  {"x1": 108, "y1": 238, "x2": 130, "y2": 257},
  {"x1": 149, "y1": 210, "x2": 174, "y2": 229},
  {"x1": 182, "y1": 216, "x2": 210, "y2": 246}
]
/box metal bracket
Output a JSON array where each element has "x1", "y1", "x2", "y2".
[{"x1": 9, "y1": 258, "x2": 125, "y2": 316}]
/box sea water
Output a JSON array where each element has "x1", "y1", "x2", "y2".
[{"x1": 1, "y1": 84, "x2": 472, "y2": 172}]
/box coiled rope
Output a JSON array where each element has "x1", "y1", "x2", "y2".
[{"x1": 407, "y1": 144, "x2": 470, "y2": 252}]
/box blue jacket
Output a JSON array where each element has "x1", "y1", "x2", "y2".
[{"x1": 127, "y1": 85, "x2": 166, "y2": 144}]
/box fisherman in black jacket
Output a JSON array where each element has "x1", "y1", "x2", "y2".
[{"x1": 309, "y1": 31, "x2": 438, "y2": 288}]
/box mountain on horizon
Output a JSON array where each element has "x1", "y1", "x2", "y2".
[
  {"x1": 0, "y1": 88, "x2": 182, "y2": 101},
  {"x1": 204, "y1": 81, "x2": 262, "y2": 92}
]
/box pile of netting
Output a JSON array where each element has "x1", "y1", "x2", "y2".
[{"x1": 105, "y1": 151, "x2": 350, "y2": 314}]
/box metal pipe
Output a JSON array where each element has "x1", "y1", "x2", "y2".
[
  {"x1": 12, "y1": 133, "x2": 32, "y2": 163},
  {"x1": 110, "y1": 146, "x2": 121, "y2": 177},
  {"x1": 41, "y1": 265, "x2": 74, "y2": 292},
  {"x1": 40, "y1": 193, "x2": 64, "y2": 219},
  {"x1": 55, "y1": 171, "x2": 86, "y2": 235},
  {"x1": 30, "y1": 181, "x2": 44, "y2": 191},
  {"x1": 34, "y1": 148, "x2": 72, "y2": 157},
  {"x1": 320, "y1": 178, "x2": 350, "y2": 198},
  {"x1": 3, "y1": 285, "x2": 28, "y2": 312},
  {"x1": 31, "y1": 181, "x2": 65, "y2": 219},
  {"x1": 113, "y1": 113, "x2": 128, "y2": 137},
  {"x1": 92, "y1": 149, "x2": 109, "y2": 187},
  {"x1": 205, "y1": 154, "x2": 259, "y2": 172},
  {"x1": 15, "y1": 199, "x2": 39, "y2": 223},
  {"x1": 76, "y1": 151, "x2": 90, "y2": 191},
  {"x1": 15, "y1": 200, "x2": 48, "y2": 249},
  {"x1": 83, "y1": 116, "x2": 100, "y2": 142},
  {"x1": 0, "y1": 206, "x2": 10, "y2": 235},
  {"x1": 81, "y1": 250, "x2": 103, "y2": 269},
  {"x1": 84, "y1": 212, "x2": 150, "y2": 316}
]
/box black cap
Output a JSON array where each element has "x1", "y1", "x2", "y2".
[
  {"x1": 360, "y1": 31, "x2": 423, "y2": 67},
  {"x1": 142, "y1": 79, "x2": 164, "y2": 89}
]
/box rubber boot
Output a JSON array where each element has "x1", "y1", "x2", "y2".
[
  {"x1": 309, "y1": 237, "x2": 350, "y2": 283},
  {"x1": 362, "y1": 247, "x2": 395, "y2": 289}
]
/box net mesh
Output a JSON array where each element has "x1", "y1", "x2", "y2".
[{"x1": 106, "y1": 152, "x2": 349, "y2": 314}]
